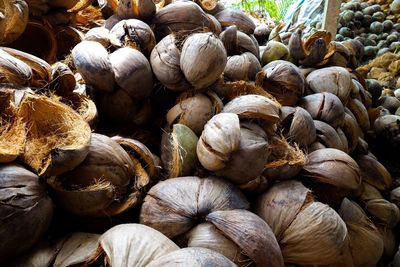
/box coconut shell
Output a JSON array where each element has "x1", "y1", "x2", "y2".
[
  {"x1": 18, "y1": 93, "x2": 91, "y2": 177},
  {"x1": 356, "y1": 154, "x2": 392, "y2": 192},
  {"x1": 10, "y1": 20, "x2": 57, "y2": 64},
  {"x1": 342, "y1": 112, "x2": 362, "y2": 153},
  {"x1": 146, "y1": 247, "x2": 236, "y2": 267},
  {"x1": 299, "y1": 92, "x2": 345, "y2": 128},
  {"x1": 139, "y1": 176, "x2": 249, "y2": 238},
  {"x1": 99, "y1": 224, "x2": 179, "y2": 267},
  {"x1": 161, "y1": 124, "x2": 199, "y2": 178},
  {"x1": 197, "y1": 113, "x2": 241, "y2": 172},
  {"x1": 180, "y1": 32, "x2": 227, "y2": 90},
  {"x1": 206, "y1": 210, "x2": 284, "y2": 267},
  {"x1": 0, "y1": 163, "x2": 53, "y2": 263}
]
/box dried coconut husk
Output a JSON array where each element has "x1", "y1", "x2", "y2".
[
  {"x1": 280, "y1": 106, "x2": 316, "y2": 147},
  {"x1": 161, "y1": 124, "x2": 198, "y2": 178},
  {"x1": 360, "y1": 182, "x2": 383, "y2": 203},
  {"x1": 0, "y1": 163, "x2": 54, "y2": 263},
  {"x1": 95, "y1": 224, "x2": 179, "y2": 267},
  {"x1": 288, "y1": 29, "x2": 334, "y2": 67},
  {"x1": 214, "y1": 8, "x2": 255, "y2": 35},
  {"x1": 338, "y1": 198, "x2": 384, "y2": 267},
  {"x1": 196, "y1": 113, "x2": 240, "y2": 172},
  {"x1": 255, "y1": 180, "x2": 348, "y2": 266},
  {"x1": 263, "y1": 135, "x2": 305, "y2": 181},
  {"x1": 146, "y1": 247, "x2": 236, "y2": 267},
  {"x1": 139, "y1": 176, "x2": 249, "y2": 238},
  {"x1": 166, "y1": 92, "x2": 222, "y2": 135},
  {"x1": 301, "y1": 148, "x2": 362, "y2": 206},
  {"x1": 357, "y1": 53, "x2": 400, "y2": 76},
  {"x1": 58, "y1": 93, "x2": 98, "y2": 128},
  {"x1": 112, "y1": 135, "x2": 160, "y2": 179},
  {"x1": 222, "y1": 94, "x2": 280, "y2": 124},
  {"x1": 0, "y1": 0, "x2": 28, "y2": 45},
  {"x1": 9, "y1": 20, "x2": 57, "y2": 64},
  {"x1": 12, "y1": 232, "x2": 101, "y2": 267},
  {"x1": 212, "y1": 79, "x2": 276, "y2": 101},
  {"x1": 215, "y1": 123, "x2": 269, "y2": 185},
  {"x1": 54, "y1": 26, "x2": 83, "y2": 61},
  {"x1": 0, "y1": 49, "x2": 32, "y2": 86},
  {"x1": 299, "y1": 92, "x2": 345, "y2": 129},
  {"x1": 0, "y1": 89, "x2": 25, "y2": 163},
  {"x1": 1, "y1": 47, "x2": 52, "y2": 89},
  {"x1": 47, "y1": 133, "x2": 142, "y2": 217},
  {"x1": 255, "y1": 60, "x2": 305, "y2": 106},
  {"x1": 356, "y1": 154, "x2": 392, "y2": 192},
  {"x1": 50, "y1": 62, "x2": 76, "y2": 95},
  {"x1": 110, "y1": 19, "x2": 156, "y2": 57},
  {"x1": 205, "y1": 209, "x2": 284, "y2": 267},
  {"x1": 18, "y1": 93, "x2": 91, "y2": 176},
  {"x1": 365, "y1": 199, "x2": 400, "y2": 228},
  {"x1": 152, "y1": 2, "x2": 213, "y2": 40},
  {"x1": 185, "y1": 223, "x2": 249, "y2": 265}
]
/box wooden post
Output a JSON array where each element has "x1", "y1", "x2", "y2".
[{"x1": 322, "y1": 0, "x2": 341, "y2": 37}]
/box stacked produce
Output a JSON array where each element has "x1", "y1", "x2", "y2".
[
  {"x1": 1, "y1": 0, "x2": 400, "y2": 266},
  {"x1": 337, "y1": 0, "x2": 400, "y2": 62}
]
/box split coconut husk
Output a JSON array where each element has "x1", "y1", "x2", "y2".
[
  {"x1": 9, "y1": 232, "x2": 100, "y2": 267},
  {"x1": 0, "y1": 89, "x2": 25, "y2": 163},
  {"x1": 18, "y1": 93, "x2": 91, "y2": 176},
  {"x1": 96, "y1": 224, "x2": 179, "y2": 267},
  {"x1": 0, "y1": 163, "x2": 53, "y2": 263},
  {"x1": 47, "y1": 133, "x2": 148, "y2": 217},
  {"x1": 139, "y1": 176, "x2": 249, "y2": 238},
  {"x1": 255, "y1": 180, "x2": 348, "y2": 266},
  {"x1": 263, "y1": 135, "x2": 306, "y2": 182},
  {"x1": 161, "y1": 124, "x2": 199, "y2": 179}
]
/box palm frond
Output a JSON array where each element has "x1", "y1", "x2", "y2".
[{"x1": 232, "y1": 0, "x2": 296, "y2": 22}]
